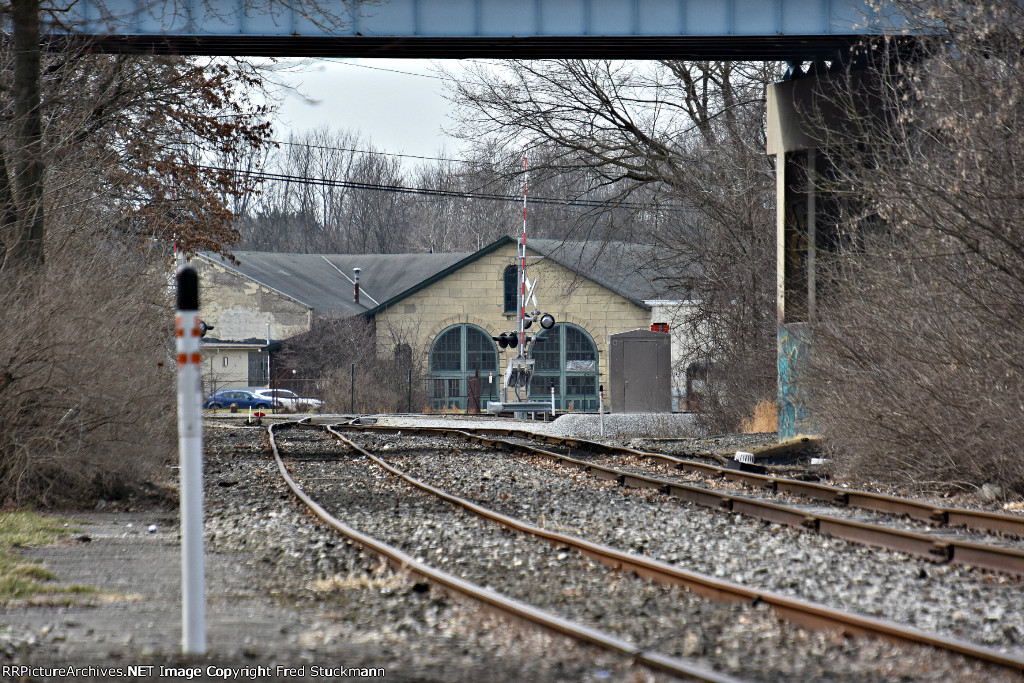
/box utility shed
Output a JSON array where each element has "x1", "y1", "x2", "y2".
[{"x1": 609, "y1": 329, "x2": 672, "y2": 413}]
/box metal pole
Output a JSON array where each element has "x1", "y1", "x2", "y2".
[
  {"x1": 550, "y1": 380, "x2": 556, "y2": 417},
  {"x1": 351, "y1": 363, "x2": 355, "y2": 414},
  {"x1": 175, "y1": 266, "x2": 206, "y2": 655},
  {"x1": 408, "y1": 368, "x2": 412, "y2": 413},
  {"x1": 599, "y1": 384, "x2": 605, "y2": 438},
  {"x1": 519, "y1": 156, "x2": 527, "y2": 354}
]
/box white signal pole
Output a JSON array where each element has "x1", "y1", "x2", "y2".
[{"x1": 176, "y1": 266, "x2": 206, "y2": 655}]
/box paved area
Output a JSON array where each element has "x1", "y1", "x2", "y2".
[
  {"x1": 313, "y1": 411, "x2": 700, "y2": 440},
  {"x1": 1, "y1": 512, "x2": 369, "y2": 676}
]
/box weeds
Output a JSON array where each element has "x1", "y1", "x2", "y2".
[
  {"x1": 740, "y1": 401, "x2": 777, "y2": 434},
  {"x1": 0, "y1": 511, "x2": 93, "y2": 601}
]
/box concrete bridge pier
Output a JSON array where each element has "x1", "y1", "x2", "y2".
[{"x1": 766, "y1": 72, "x2": 847, "y2": 440}]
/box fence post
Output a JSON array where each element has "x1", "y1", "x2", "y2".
[
  {"x1": 350, "y1": 363, "x2": 355, "y2": 414},
  {"x1": 408, "y1": 369, "x2": 412, "y2": 413}
]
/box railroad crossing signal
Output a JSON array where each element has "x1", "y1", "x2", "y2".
[{"x1": 493, "y1": 313, "x2": 555, "y2": 350}]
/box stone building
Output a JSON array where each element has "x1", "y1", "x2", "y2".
[{"x1": 194, "y1": 236, "x2": 688, "y2": 410}]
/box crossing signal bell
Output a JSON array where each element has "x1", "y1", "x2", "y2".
[{"x1": 198, "y1": 321, "x2": 214, "y2": 337}]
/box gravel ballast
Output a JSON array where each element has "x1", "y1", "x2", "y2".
[
  {"x1": 1, "y1": 420, "x2": 669, "y2": 682},
  {"x1": 362, "y1": 431, "x2": 1024, "y2": 654},
  {"x1": 2, "y1": 415, "x2": 1021, "y2": 681},
  {"x1": 284, "y1": 426, "x2": 1019, "y2": 681}
]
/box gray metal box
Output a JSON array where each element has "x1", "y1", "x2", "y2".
[{"x1": 609, "y1": 329, "x2": 672, "y2": 413}]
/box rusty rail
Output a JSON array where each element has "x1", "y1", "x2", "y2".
[
  {"x1": 492, "y1": 429, "x2": 1024, "y2": 539},
  {"x1": 498, "y1": 436, "x2": 1024, "y2": 578},
  {"x1": 329, "y1": 422, "x2": 1024, "y2": 574},
  {"x1": 268, "y1": 422, "x2": 736, "y2": 683},
  {"x1": 322, "y1": 423, "x2": 1024, "y2": 674}
]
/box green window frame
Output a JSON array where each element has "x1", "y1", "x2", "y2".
[
  {"x1": 429, "y1": 324, "x2": 500, "y2": 410},
  {"x1": 528, "y1": 323, "x2": 599, "y2": 411}
]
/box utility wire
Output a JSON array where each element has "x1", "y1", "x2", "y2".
[
  {"x1": 203, "y1": 165, "x2": 643, "y2": 210},
  {"x1": 272, "y1": 138, "x2": 474, "y2": 165},
  {"x1": 321, "y1": 59, "x2": 453, "y2": 82}
]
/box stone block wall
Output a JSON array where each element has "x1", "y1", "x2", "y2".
[
  {"x1": 375, "y1": 241, "x2": 652, "y2": 394},
  {"x1": 194, "y1": 257, "x2": 312, "y2": 341}
]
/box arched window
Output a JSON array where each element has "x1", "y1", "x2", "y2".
[
  {"x1": 503, "y1": 265, "x2": 519, "y2": 314},
  {"x1": 429, "y1": 324, "x2": 499, "y2": 410},
  {"x1": 528, "y1": 323, "x2": 599, "y2": 411}
]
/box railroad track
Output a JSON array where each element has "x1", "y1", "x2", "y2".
[
  {"x1": 274, "y1": 420, "x2": 1024, "y2": 679},
  {"x1": 328, "y1": 422, "x2": 1024, "y2": 578},
  {"x1": 268, "y1": 421, "x2": 735, "y2": 682}
]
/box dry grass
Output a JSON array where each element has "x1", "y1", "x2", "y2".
[
  {"x1": 0, "y1": 511, "x2": 94, "y2": 602},
  {"x1": 740, "y1": 400, "x2": 777, "y2": 434}
]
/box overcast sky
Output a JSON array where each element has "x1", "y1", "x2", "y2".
[{"x1": 267, "y1": 58, "x2": 468, "y2": 166}]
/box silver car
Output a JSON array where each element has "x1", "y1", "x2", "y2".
[{"x1": 251, "y1": 388, "x2": 323, "y2": 412}]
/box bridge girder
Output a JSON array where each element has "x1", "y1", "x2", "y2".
[{"x1": 62, "y1": 0, "x2": 906, "y2": 60}]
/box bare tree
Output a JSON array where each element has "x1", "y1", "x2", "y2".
[
  {"x1": 0, "y1": 42, "x2": 276, "y2": 504},
  {"x1": 0, "y1": 211, "x2": 175, "y2": 505},
  {"x1": 278, "y1": 315, "x2": 428, "y2": 414},
  {"x1": 808, "y1": 1, "x2": 1024, "y2": 492},
  {"x1": 446, "y1": 59, "x2": 782, "y2": 430},
  {"x1": 2, "y1": 0, "x2": 352, "y2": 271}
]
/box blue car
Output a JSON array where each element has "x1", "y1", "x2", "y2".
[{"x1": 203, "y1": 389, "x2": 280, "y2": 410}]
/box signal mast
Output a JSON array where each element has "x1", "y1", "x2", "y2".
[{"x1": 491, "y1": 157, "x2": 556, "y2": 414}]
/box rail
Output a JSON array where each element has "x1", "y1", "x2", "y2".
[
  {"x1": 268, "y1": 421, "x2": 736, "y2": 683},
  {"x1": 328, "y1": 422, "x2": 1024, "y2": 577},
  {"x1": 324, "y1": 423, "x2": 1024, "y2": 675}
]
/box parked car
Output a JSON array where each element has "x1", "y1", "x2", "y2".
[
  {"x1": 251, "y1": 388, "x2": 324, "y2": 412},
  {"x1": 203, "y1": 389, "x2": 280, "y2": 411}
]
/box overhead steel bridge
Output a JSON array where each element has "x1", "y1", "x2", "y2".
[{"x1": 63, "y1": 0, "x2": 908, "y2": 59}]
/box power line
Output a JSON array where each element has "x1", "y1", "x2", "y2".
[
  {"x1": 272, "y1": 138, "x2": 475, "y2": 165},
  {"x1": 323, "y1": 57, "x2": 506, "y2": 82},
  {"x1": 204, "y1": 165, "x2": 643, "y2": 210},
  {"x1": 323, "y1": 59, "x2": 453, "y2": 82}
]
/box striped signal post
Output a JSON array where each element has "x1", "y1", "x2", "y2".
[{"x1": 175, "y1": 266, "x2": 206, "y2": 655}]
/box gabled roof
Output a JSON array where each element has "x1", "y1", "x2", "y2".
[
  {"x1": 197, "y1": 250, "x2": 472, "y2": 318},
  {"x1": 360, "y1": 237, "x2": 517, "y2": 316},
  {"x1": 527, "y1": 238, "x2": 675, "y2": 308},
  {"x1": 363, "y1": 236, "x2": 679, "y2": 315},
  {"x1": 199, "y1": 237, "x2": 681, "y2": 320}
]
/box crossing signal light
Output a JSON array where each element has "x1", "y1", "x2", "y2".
[
  {"x1": 539, "y1": 313, "x2": 555, "y2": 330},
  {"x1": 493, "y1": 332, "x2": 523, "y2": 349}
]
